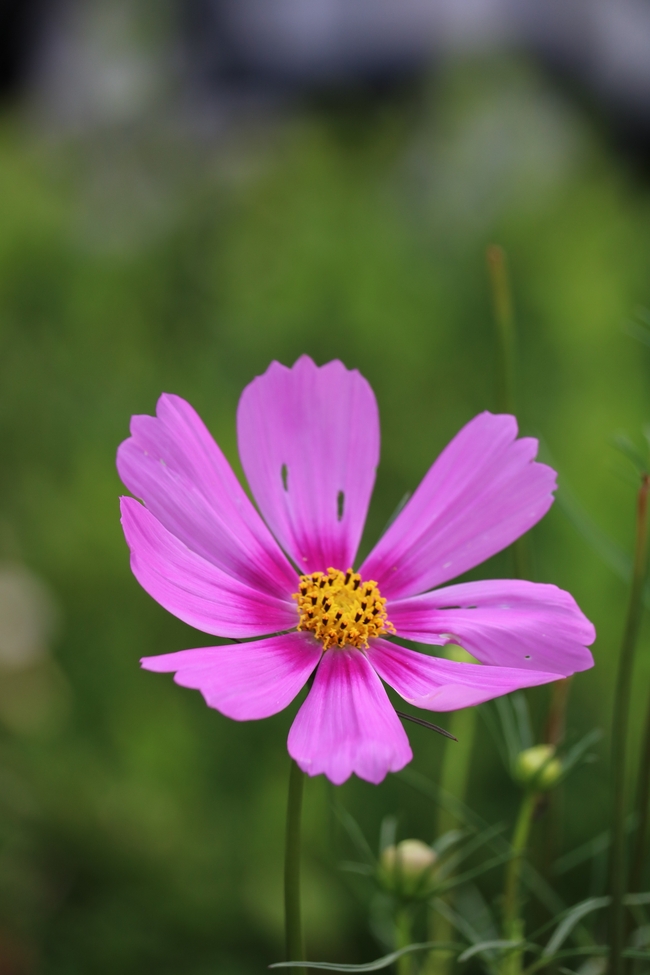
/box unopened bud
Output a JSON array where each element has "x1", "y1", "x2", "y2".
[
  {"x1": 514, "y1": 745, "x2": 562, "y2": 791},
  {"x1": 379, "y1": 839, "x2": 437, "y2": 897}
]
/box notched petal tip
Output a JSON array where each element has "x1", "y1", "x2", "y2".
[
  {"x1": 368, "y1": 638, "x2": 569, "y2": 713},
  {"x1": 361, "y1": 411, "x2": 559, "y2": 599},
  {"x1": 287, "y1": 647, "x2": 412, "y2": 785},
  {"x1": 138, "y1": 635, "x2": 322, "y2": 721},
  {"x1": 388, "y1": 578, "x2": 595, "y2": 676},
  {"x1": 237, "y1": 356, "x2": 380, "y2": 574},
  {"x1": 119, "y1": 497, "x2": 298, "y2": 639}
]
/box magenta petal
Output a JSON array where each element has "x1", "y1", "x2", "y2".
[
  {"x1": 117, "y1": 393, "x2": 297, "y2": 599},
  {"x1": 141, "y1": 633, "x2": 322, "y2": 720},
  {"x1": 237, "y1": 357, "x2": 380, "y2": 574},
  {"x1": 360, "y1": 412, "x2": 556, "y2": 599},
  {"x1": 121, "y1": 497, "x2": 298, "y2": 638},
  {"x1": 366, "y1": 639, "x2": 562, "y2": 712},
  {"x1": 388, "y1": 579, "x2": 595, "y2": 677},
  {"x1": 287, "y1": 647, "x2": 412, "y2": 785}
]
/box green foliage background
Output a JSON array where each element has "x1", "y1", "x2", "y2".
[{"x1": 1, "y1": 55, "x2": 650, "y2": 974}]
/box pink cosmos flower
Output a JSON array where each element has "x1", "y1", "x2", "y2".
[{"x1": 117, "y1": 356, "x2": 595, "y2": 785}]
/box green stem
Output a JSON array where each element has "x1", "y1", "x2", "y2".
[
  {"x1": 396, "y1": 908, "x2": 414, "y2": 975},
  {"x1": 609, "y1": 473, "x2": 650, "y2": 975},
  {"x1": 630, "y1": 687, "x2": 650, "y2": 896},
  {"x1": 501, "y1": 790, "x2": 538, "y2": 975},
  {"x1": 540, "y1": 677, "x2": 572, "y2": 875},
  {"x1": 285, "y1": 759, "x2": 306, "y2": 975},
  {"x1": 544, "y1": 677, "x2": 572, "y2": 750},
  {"x1": 424, "y1": 705, "x2": 477, "y2": 975}
]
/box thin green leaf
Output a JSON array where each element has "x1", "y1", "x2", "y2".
[
  {"x1": 552, "y1": 816, "x2": 636, "y2": 876},
  {"x1": 458, "y1": 940, "x2": 528, "y2": 963},
  {"x1": 400, "y1": 768, "x2": 568, "y2": 918},
  {"x1": 529, "y1": 892, "x2": 650, "y2": 948},
  {"x1": 432, "y1": 828, "x2": 466, "y2": 858},
  {"x1": 381, "y1": 492, "x2": 412, "y2": 535},
  {"x1": 552, "y1": 832, "x2": 609, "y2": 876},
  {"x1": 555, "y1": 486, "x2": 631, "y2": 584},
  {"x1": 269, "y1": 942, "x2": 462, "y2": 972},
  {"x1": 555, "y1": 728, "x2": 603, "y2": 786},
  {"x1": 437, "y1": 850, "x2": 515, "y2": 895},
  {"x1": 436, "y1": 822, "x2": 508, "y2": 881},
  {"x1": 519, "y1": 863, "x2": 566, "y2": 918},
  {"x1": 542, "y1": 897, "x2": 609, "y2": 956},
  {"x1": 623, "y1": 318, "x2": 650, "y2": 348},
  {"x1": 524, "y1": 945, "x2": 650, "y2": 975},
  {"x1": 625, "y1": 892, "x2": 650, "y2": 906},
  {"x1": 432, "y1": 897, "x2": 487, "y2": 950},
  {"x1": 512, "y1": 692, "x2": 534, "y2": 751},
  {"x1": 333, "y1": 804, "x2": 377, "y2": 867},
  {"x1": 523, "y1": 946, "x2": 609, "y2": 974},
  {"x1": 378, "y1": 815, "x2": 397, "y2": 854},
  {"x1": 338, "y1": 861, "x2": 375, "y2": 876},
  {"x1": 610, "y1": 432, "x2": 648, "y2": 475},
  {"x1": 479, "y1": 701, "x2": 511, "y2": 771},
  {"x1": 636, "y1": 306, "x2": 650, "y2": 328},
  {"x1": 399, "y1": 769, "x2": 486, "y2": 835},
  {"x1": 495, "y1": 696, "x2": 521, "y2": 771}
]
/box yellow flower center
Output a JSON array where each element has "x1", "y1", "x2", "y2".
[{"x1": 293, "y1": 567, "x2": 394, "y2": 650}]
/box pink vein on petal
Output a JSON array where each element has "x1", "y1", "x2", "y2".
[
  {"x1": 366, "y1": 639, "x2": 562, "y2": 712},
  {"x1": 117, "y1": 392, "x2": 297, "y2": 598},
  {"x1": 142, "y1": 632, "x2": 322, "y2": 720},
  {"x1": 288, "y1": 646, "x2": 412, "y2": 785},
  {"x1": 237, "y1": 356, "x2": 379, "y2": 574},
  {"x1": 388, "y1": 578, "x2": 595, "y2": 676},
  {"x1": 121, "y1": 497, "x2": 298, "y2": 638}
]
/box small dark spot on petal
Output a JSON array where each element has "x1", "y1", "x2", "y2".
[
  {"x1": 281, "y1": 464, "x2": 289, "y2": 491},
  {"x1": 337, "y1": 490, "x2": 345, "y2": 521}
]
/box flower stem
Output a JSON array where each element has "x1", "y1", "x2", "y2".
[
  {"x1": 395, "y1": 907, "x2": 414, "y2": 975},
  {"x1": 630, "y1": 686, "x2": 650, "y2": 897},
  {"x1": 540, "y1": 676, "x2": 572, "y2": 873},
  {"x1": 544, "y1": 677, "x2": 572, "y2": 749},
  {"x1": 425, "y1": 705, "x2": 477, "y2": 975},
  {"x1": 609, "y1": 473, "x2": 650, "y2": 975},
  {"x1": 285, "y1": 759, "x2": 306, "y2": 975},
  {"x1": 501, "y1": 790, "x2": 538, "y2": 975}
]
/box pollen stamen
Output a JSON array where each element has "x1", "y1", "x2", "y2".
[{"x1": 293, "y1": 567, "x2": 394, "y2": 650}]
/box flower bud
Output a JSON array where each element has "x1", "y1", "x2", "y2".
[
  {"x1": 514, "y1": 744, "x2": 562, "y2": 791},
  {"x1": 379, "y1": 839, "x2": 437, "y2": 897}
]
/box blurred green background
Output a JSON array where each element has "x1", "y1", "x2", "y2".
[{"x1": 1, "y1": 40, "x2": 650, "y2": 975}]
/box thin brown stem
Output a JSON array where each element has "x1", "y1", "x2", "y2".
[{"x1": 609, "y1": 473, "x2": 650, "y2": 975}]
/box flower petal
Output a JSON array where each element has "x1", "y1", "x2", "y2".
[
  {"x1": 117, "y1": 393, "x2": 297, "y2": 599},
  {"x1": 288, "y1": 647, "x2": 412, "y2": 785},
  {"x1": 121, "y1": 497, "x2": 298, "y2": 638},
  {"x1": 141, "y1": 633, "x2": 322, "y2": 720},
  {"x1": 237, "y1": 357, "x2": 380, "y2": 574},
  {"x1": 366, "y1": 639, "x2": 562, "y2": 712},
  {"x1": 388, "y1": 579, "x2": 595, "y2": 677},
  {"x1": 360, "y1": 412, "x2": 556, "y2": 599}
]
